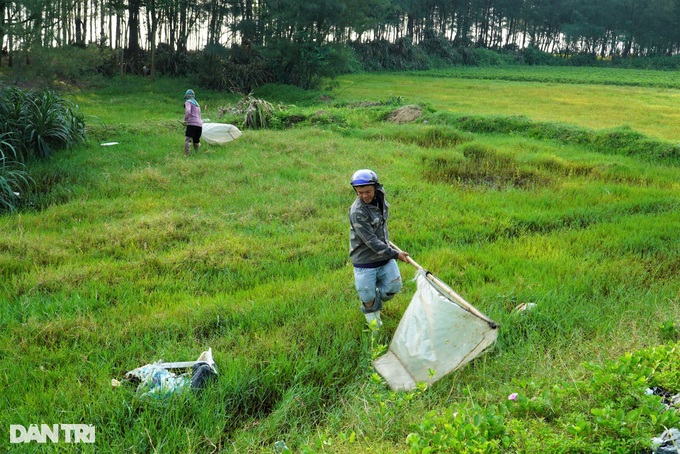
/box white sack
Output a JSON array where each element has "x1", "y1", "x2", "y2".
[
  {"x1": 202, "y1": 123, "x2": 242, "y2": 144},
  {"x1": 374, "y1": 270, "x2": 498, "y2": 391}
]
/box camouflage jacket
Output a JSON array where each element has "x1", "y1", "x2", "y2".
[{"x1": 348, "y1": 185, "x2": 399, "y2": 266}]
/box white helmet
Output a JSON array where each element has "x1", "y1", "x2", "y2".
[{"x1": 350, "y1": 169, "x2": 379, "y2": 187}]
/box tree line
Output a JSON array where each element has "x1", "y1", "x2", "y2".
[
  {"x1": 3, "y1": 0, "x2": 680, "y2": 88},
  {"x1": 5, "y1": 0, "x2": 680, "y2": 56}
]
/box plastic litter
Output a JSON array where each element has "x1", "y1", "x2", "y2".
[
  {"x1": 130, "y1": 364, "x2": 191, "y2": 398},
  {"x1": 274, "y1": 440, "x2": 289, "y2": 452},
  {"x1": 652, "y1": 427, "x2": 680, "y2": 454},
  {"x1": 124, "y1": 348, "x2": 218, "y2": 399},
  {"x1": 201, "y1": 123, "x2": 242, "y2": 144},
  {"x1": 100, "y1": 142, "x2": 119, "y2": 146},
  {"x1": 646, "y1": 386, "x2": 680, "y2": 410},
  {"x1": 191, "y1": 362, "x2": 217, "y2": 389},
  {"x1": 513, "y1": 302, "x2": 536, "y2": 312}
]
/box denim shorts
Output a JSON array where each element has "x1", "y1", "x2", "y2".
[{"x1": 353, "y1": 259, "x2": 402, "y2": 313}]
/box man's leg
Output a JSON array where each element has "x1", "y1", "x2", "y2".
[
  {"x1": 354, "y1": 267, "x2": 381, "y2": 313},
  {"x1": 184, "y1": 136, "x2": 192, "y2": 155},
  {"x1": 376, "y1": 259, "x2": 403, "y2": 303},
  {"x1": 354, "y1": 267, "x2": 383, "y2": 327}
]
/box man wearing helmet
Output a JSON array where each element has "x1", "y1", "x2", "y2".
[{"x1": 349, "y1": 169, "x2": 409, "y2": 328}]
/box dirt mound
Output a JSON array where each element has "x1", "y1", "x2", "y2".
[{"x1": 386, "y1": 105, "x2": 423, "y2": 124}]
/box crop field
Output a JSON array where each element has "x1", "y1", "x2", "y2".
[
  {"x1": 334, "y1": 67, "x2": 680, "y2": 142},
  {"x1": 411, "y1": 66, "x2": 680, "y2": 88},
  {"x1": 1, "y1": 66, "x2": 680, "y2": 452}
]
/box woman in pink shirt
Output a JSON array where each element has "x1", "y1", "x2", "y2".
[{"x1": 183, "y1": 89, "x2": 203, "y2": 155}]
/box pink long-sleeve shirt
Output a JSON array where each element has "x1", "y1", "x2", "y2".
[{"x1": 184, "y1": 102, "x2": 202, "y2": 127}]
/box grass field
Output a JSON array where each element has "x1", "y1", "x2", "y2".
[
  {"x1": 2, "y1": 66, "x2": 680, "y2": 452},
  {"x1": 333, "y1": 68, "x2": 680, "y2": 142}
]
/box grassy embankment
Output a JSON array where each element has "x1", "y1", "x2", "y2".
[{"x1": 1, "y1": 67, "x2": 680, "y2": 452}]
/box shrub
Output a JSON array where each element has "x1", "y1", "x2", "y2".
[
  {"x1": 475, "y1": 48, "x2": 516, "y2": 66},
  {"x1": 0, "y1": 86, "x2": 84, "y2": 212},
  {"x1": 265, "y1": 37, "x2": 352, "y2": 89},
  {"x1": 518, "y1": 46, "x2": 559, "y2": 65},
  {"x1": 222, "y1": 94, "x2": 278, "y2": 129},
  {"x1": 350, "y1": 38, "x2": 430, "y2": 71},
  {"x1": 407, "y1": 345, "x2": 680, "y2": 453},
  {"x1": 0, "y1": 133, "x2": 32, "y2": 213},
  {"x1": 610, "y1": 55, "x2": 680, "y2": 70},
  {"x1": 0, "y1": 86, "x2": 86, "y2": 162},
  {"x1": 154, "y1": 43, "x2": 191, "y2": 77},
  {"x1": 407, "y1": 405, "x2": 509, "y2": 452},
  {"x1": 196, "y1": 43, "x2": 274, "y2": 93},
  {"x1": 457, "y1": 46, "x2": 481, "y2": 65},
  {"x1": 420, "y1": 29, "x2": 461, "y2": 64},
  {"x1": 567, "y1": 52, "x2": 599, "y2": 67},
  {"x1": 18, "y1": 45, "x2": 120, "y2": 83}
]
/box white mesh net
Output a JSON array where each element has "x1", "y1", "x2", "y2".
[
  {"x1": 202, "y1": 123, "x2": 242, "y2": 144},
  {"x1": 374, "y1": 270, "x2": 498, "y2": 391}
]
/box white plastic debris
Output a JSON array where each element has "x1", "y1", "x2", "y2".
[
  {"x1": 514, "y1": 302, "x2": 537, "y2": 312},
  {"x1": 124, "y1": 348, "x2": 218, "y2": 399},
  {"x1": 652, "y1": 427, "x2": 680, "y2": 454},
  {"x1": 274, "y1": 440, "x2": 289, "y2": 452},
  {"x1": 128, "y1": 364, "x2": 190, "y2": 398}
]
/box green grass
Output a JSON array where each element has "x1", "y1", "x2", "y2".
[
  {"x1": 334, "y1": 67, "x2": 680, "y2": 142},
  {"x1": 411, "y1": 66, "x2": 680, "y2": 88},
  {"x1": 2, "y1": 67, "x2": 680, "y2": 452}
]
